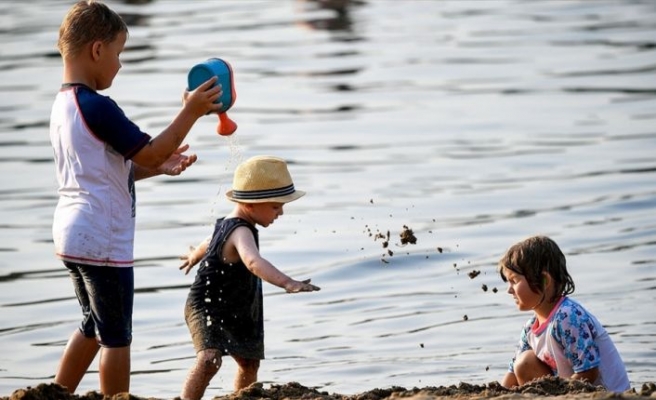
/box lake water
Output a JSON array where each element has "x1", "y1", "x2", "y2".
[{"x1": 0, "y1": 0, "x2": 655, "y2": 398}]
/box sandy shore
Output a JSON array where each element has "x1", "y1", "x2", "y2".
[{"x1": 2, "y1": 377, "x2": 655, "y2": 400}]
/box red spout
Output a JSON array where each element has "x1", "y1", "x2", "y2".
[{"x1": 217, "y1": 112, "x2": 237, "y2": 136}]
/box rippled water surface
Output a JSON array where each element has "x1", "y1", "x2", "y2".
[{"x1": 1, "y1": 0, "x2": 655, "y2": 398}]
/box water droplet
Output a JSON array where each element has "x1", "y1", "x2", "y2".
[{"x1": 205, "y1": 298, "x2": 211, "y2": 303}]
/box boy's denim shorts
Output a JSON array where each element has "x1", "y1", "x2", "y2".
[{"x1": 64, "y1": 262, "x2": 134, "y2": 348}]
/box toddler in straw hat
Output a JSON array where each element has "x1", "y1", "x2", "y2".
[{"x1": 178, "y1": 155, "x2": 320, "y2": 399}]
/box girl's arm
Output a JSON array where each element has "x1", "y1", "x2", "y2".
[
  {"x1": 571, "y1": 367, "x2": 600, "y2": 385},
  {"x1": 230, "y1": 226, "x2": 319, "y2": 293},
  {"x1": 552, "y1": 301, "x2": 603, "y2": 385}
]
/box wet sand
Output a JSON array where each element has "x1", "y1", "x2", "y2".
[{"x1": 3, "y1": 377, "x2": 656, "y2": 400}]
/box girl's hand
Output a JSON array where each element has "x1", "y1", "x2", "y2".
[{"x1": 285, "y1": 279, "x2": 320, "y2": 293}]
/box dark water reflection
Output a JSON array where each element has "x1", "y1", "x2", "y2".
[{"x1": 1, "y1": 0, "x2": 655, "y2": 397}]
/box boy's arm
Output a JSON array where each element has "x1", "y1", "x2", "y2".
[
  {"x1": 179, "y1": 235, "x2": 211, "y2": 275},
  {"x1": 131, "y1": 77, "x2": 220, "y2": 169},
  {"x1": 134, "y1": 144, "x2": 197, "y2": 181},
  {"x1": 231, "y1": 227, "x2": 319, "y2": 293}
]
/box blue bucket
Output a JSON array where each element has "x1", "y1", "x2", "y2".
[{"x1": 187, "y1": 58, "x2": 236, "y2": 113}]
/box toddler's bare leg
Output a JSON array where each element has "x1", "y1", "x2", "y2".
[
  {"x1": 514, "y1": 350, "x2": 553, "y2": 385},
  {"x1": 232, "y1": 356, "x2": 260, "y2": 391},
  {"x1": 180, "y1": 349, "x2": 222, "y2": 400}
]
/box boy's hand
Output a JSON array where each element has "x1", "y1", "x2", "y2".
[
  {"x1": 157, "y1": 144, "x2": 197, "y2": 176},
  {"x1": 183, "y1": 76, "x2": 223, "y2": 118},
  {"x1": 285, "y1": 279, "x2": 320, "y2": 293}
]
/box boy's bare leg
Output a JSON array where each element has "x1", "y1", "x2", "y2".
[
  {"x1": 54, "y1": 329, "x2": 100, "y2": 393},
  {"x1": 233, "y1": 356, "x2": 259, "y2": 391},
  {"x1": 181, "y1": 349, "x2": 222, "y2": 400},
  {"x1": 514, "y1": 350, "x2": 552, "y2": 385},
  {"x1": 99, "y1": 345, "x2": 130, "y2": 395}
]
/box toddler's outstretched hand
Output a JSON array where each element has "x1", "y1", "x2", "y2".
[
  {"x1": 179, "y1": 245, "x2": 203, "y2": 275},
  {"x1": 286, "y1": 278, "x2": 320, "y2": 293}
]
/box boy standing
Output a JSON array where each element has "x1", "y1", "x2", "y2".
[{"x1": 50, "y1": 0, "x2": 221, "y2": 395}]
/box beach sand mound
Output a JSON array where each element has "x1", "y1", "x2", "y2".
[{"x1": 3, "y1": 377, "x2": 655, "y2": 400}]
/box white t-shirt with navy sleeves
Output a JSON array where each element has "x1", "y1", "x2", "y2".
[{"x1": 49, "y1": 83, "x2": 151, "y2": 267}]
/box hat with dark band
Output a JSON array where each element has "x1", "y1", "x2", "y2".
[{"x1": 225, "y1": 155, "x2": 305, "y2": 204}]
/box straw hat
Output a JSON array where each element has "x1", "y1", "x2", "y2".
[{"x1": 225, "y1": 155, "x2": 305, "y2": 204}]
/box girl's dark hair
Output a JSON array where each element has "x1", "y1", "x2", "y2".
[{"x1": 498, "y1": 235, "x2": 575, "y2": 302}]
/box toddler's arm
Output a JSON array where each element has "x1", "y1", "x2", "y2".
[
  {"x1": 284, "y1": 278, "x2": 320, "y2": 293},
  {"x1": 179, "y1": 235, "x2": 211, "y2": 275},
  {"x1": 231, "y1": 227, "x2": 320, "y2": 293}
]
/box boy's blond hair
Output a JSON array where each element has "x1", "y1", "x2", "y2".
[{"x1": 58, "y1": 0, "x2": 128, "y2": 59}]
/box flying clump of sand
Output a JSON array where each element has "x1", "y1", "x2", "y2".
[{"x1": 3, "y1": 378, "x2": 656, "y2": 400}]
